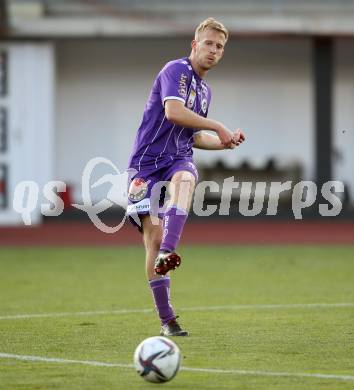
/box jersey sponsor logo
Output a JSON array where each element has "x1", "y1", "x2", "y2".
[
  {"x1": 201, "y1": 98, "x2": 208, "y2": 114},
  {"x1": 178, "y1": 73, "x2": 188, "y2": 98},
  {"x1": 127, "y1": 198, "x2": 150, "y2": 214},
  {"x1": 187, "y1": 89, "x2": 196, "y2": 109},
  {"x1": 128, "y1": 177, "x2": 149, "y2": 202},
  {"x1": 201, "y1": 83, "x2": 208, "y2": 97}
]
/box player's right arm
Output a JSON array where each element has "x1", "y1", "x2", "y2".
[{"x1": 165, "y1": 100, "x2": 233, "y2": 147}]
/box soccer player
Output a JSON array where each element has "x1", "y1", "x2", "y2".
[{"x1": 127, "y1": 18, "x2": 245, "y2": 336}]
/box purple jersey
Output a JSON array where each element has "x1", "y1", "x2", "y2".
[{"x1": 128, "y1": 57, "x2": 211, "y2": 171}]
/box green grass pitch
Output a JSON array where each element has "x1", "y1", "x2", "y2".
[{"x1": 0, "y1": 245, "x2": 354, "y2": 389}]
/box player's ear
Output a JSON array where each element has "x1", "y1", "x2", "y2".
[{"x1": 191, "y1": 40, "x2": 197, "y2": 50}]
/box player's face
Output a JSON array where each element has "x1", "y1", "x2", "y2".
[{"x1": 192, "y1": 28, "x2": 226, "y2": 71}]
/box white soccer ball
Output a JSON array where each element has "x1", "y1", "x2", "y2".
[{"x1": 133, "y1": 336, "x2": 182, "y2": 383}]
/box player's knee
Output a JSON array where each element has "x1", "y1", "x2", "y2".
[
  {"x1": 170, "y1": 171, "x2": 195, "y2": 209},
  {"x1": 175, "y1": 171, "x2": 195, "y2": 183},
  {"x1": 173, "y1": 171, "x2": 196, "y2": 191}
]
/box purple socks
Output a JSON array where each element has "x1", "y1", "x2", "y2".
[
  {"x1": 149, "y1": 206, "x2": 188, "y2": 325},
  {"x1": 160, "y1": 206, "x2": 188, "y2": 253},
  {"x1": 149, "y1": 277, "x2": 175, "y2": 325}
]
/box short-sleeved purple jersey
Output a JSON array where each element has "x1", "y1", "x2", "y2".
[{"x1": 128, "y1": 57, "x2": 211, "y2": 171}]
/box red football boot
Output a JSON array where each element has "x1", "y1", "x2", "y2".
[{"x1": 154, "y1": 252, "x2": 181, "y2": 276}]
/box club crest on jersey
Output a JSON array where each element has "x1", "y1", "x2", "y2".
[
  {"x1": 128, "y1": 177, "x2": 149, "y2": 202},
  {"x1": 187, "y1": 90, "x2": 196, "y2": 109},
  {"x1": 201, "y1": 98, "x2": 208, "y2": 113},
  {"x1": 178, "y1": 73, "x2": 188, "y2": 98}
]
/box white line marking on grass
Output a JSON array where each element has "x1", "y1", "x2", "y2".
[
  {"x1": 0, "y1": 303, "x2": 353, "y2": 321},
  {"x1": 0, "y1": 353, "x2": 353, "y2": 382},
  {"x1": 181, "y1": 366, "x2": 354, "y2": 381},
  {"x1": 0, "y1": 352, "x2": 132, "y2": 369},
  {"x1": 0, "y1": 308, "x2": 153, "y2": 320},
  {"x1": 182, "y1": 302, "x2": 354, "y2": 312}
]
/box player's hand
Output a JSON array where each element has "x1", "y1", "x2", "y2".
[
  {"x1": 229, "y1": 128, "x2": 246, "y2": 149},
  {"x1": 215, "y1": 124, "x2": 234, "y2": 148}
]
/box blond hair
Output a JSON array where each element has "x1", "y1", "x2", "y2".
[{"x1": 195, "y1": 18, "x2": 228, "y2": 43}]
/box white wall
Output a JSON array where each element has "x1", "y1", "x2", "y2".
[
  {"x1": 0, "y1": 43, "x2": 55, "y2": 225},
  {"x1": 196, "y1": 38, "x2": 313, "y2": 175},
  {"x1": 56, "y1": 37, "x2": 353, "y2": 203},
  {"x1": 334, "y1": 39, "x2": 354, "y2": 201}
]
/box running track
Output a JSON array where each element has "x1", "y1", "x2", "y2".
[{"x1": 0, "y1": 220, "x2": 353, "y2": 246}]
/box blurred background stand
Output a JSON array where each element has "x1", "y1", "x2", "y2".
[{"x1": 1, "y1": 0, "x2": 354, "y2": 225}]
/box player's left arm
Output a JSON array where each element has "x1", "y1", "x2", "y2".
[{"x1": 193, "y1": 128, "x2": 246, "y2": 150}]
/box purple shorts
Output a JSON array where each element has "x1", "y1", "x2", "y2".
[{"x1": 126, "y1": 159, "x2": 198, "y2": 232}]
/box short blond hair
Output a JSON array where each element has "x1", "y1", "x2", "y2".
[{"x1": 195, "y1": 18, "x2": 228, "y2": 43}]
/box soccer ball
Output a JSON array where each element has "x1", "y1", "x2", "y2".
[{"x1": 133, "y1": 336, "x2": 182, "y2": 383}]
